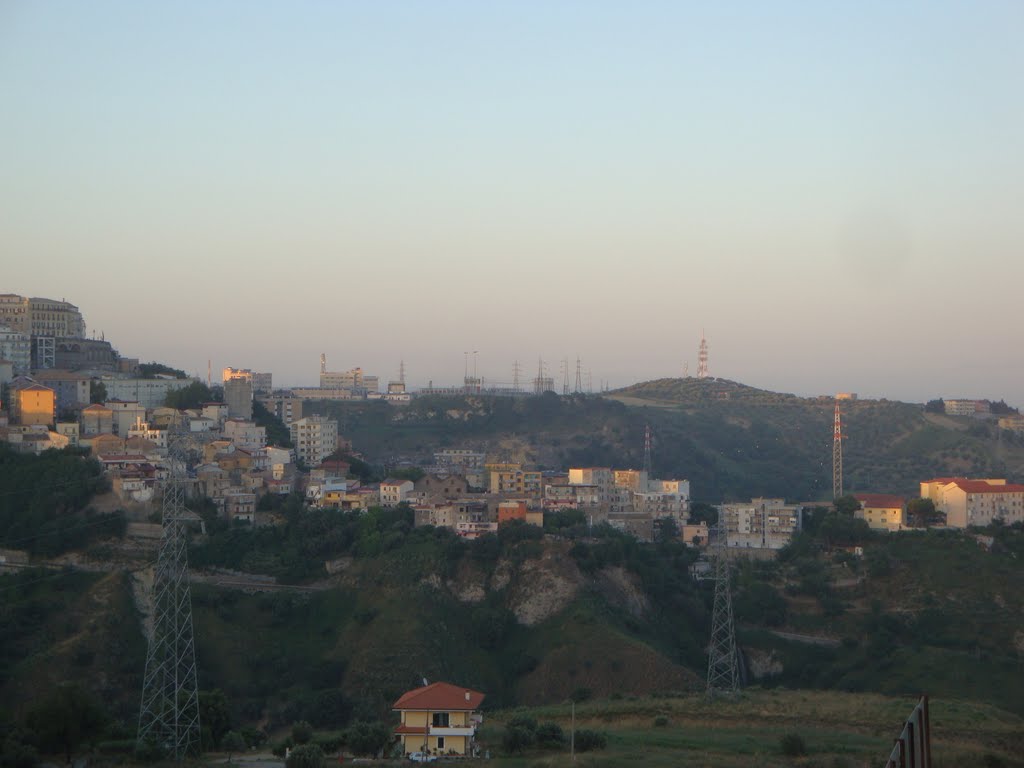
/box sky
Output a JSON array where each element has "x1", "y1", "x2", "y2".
[{"x1": 2, "y1": 1, "x2": 1022, "y2": 404}]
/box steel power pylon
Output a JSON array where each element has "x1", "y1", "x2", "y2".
[
  {"x1": 706, "y1": 518, "x2": 739, "y2": 697},
  {"x1": 138, "y1": 427, "x2": 201, "y2": 759},
  {"x1": 833, "y1": 400, "x2": 845, "y2": 499}
]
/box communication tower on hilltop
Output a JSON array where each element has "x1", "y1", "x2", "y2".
[
  {"x1": 575, "y1": 356, "x2": 583, "y2": 394},
  {"x1": 643, "y1": 424, "x2": 653, "y2": 477},
  {"x1": 697, "y1": 330, "x2": 709, "y2": 379},
  {"x1": 513, "y1": 360, "x2": 521, "y2": 393},
  {"x1": 399, "y1": 359, "x2": 406, "y2": 385},
  {"x1": 683, "y1": 362, "x2": 689, "y2": 378},
  {"x1": 706, "y1": 517, "x2": 740, "y2": 698},
  {"x1": 138, "y1": 428, "x2": 201, "y2": 759},
  {"x1": 833, "y1": 400, "x2": 845, "y2": 499},
  {"x1": 561, "y1": 358, "x2": 569, "y2": 395}
]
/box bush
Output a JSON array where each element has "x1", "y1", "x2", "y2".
[
  {"x1": 502, "y1": 725, "x2": 535, "y2": 753},
  {"x1": 574, "y1": 730, "x2": 607, "y2": 752},
  {"x1": 535, "y1": 722, "x2": 564, "y2": 748},
  {"x1": 779, "y1": 733, "x2": 807, "y2": 756},
  {"x1": 292, "y1": 721, "x2": 313, "y2": 745},
  {"x1": 653, "y1": 716, "x2": 669, "y2": 727},
  {"x1": 286, "y1": 744, "x2": 324, "y2": 768},
  {"x1": 343, "y1": 721, "x2": 390, "y2": 758}
]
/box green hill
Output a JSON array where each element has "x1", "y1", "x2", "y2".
[{"x1": 308, "y1": 378, "x2": 1024, "y2": 500}]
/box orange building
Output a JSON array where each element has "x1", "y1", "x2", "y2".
[
  {"x1": 10, "y1": 380, "x2": 56, "y2": 427},
  {"x1": 497, "y1": 500, "x2": 528, "y2": 525}
]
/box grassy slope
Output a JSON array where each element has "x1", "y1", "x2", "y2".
[{"x1": 479, "y1": 690, "x2": 1024, "y2": 768}]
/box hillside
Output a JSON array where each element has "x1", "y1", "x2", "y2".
[{"x1": 308, "y1": 378, "x2": 1024, "y2": 500}]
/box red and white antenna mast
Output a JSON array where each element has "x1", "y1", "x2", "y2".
[{"x1": 697, "y1": 330, "x2": 709, "y2": 379}]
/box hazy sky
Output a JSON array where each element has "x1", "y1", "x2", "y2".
[{"x1": 3, "y1": 2, "x2": 1022, "y2": 404}]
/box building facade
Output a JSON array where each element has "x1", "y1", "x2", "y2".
[
  {"x1": 393, "y1": 682, "x2": 485, "y2": 758},
  {"x1": 720, "y1": 498, "x2": 802, "y2": 550},
  {"x1": 289, "y1": 415, "x2": 338, "y2": 466}
]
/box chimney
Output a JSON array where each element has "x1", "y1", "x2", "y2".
[{"x1": 465, "y1": 691, "x2": 470, "y2": 702}]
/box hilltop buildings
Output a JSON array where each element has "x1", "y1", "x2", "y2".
[{"x1": 921, "y1": 477, "x2": 1024, "y2": 528}]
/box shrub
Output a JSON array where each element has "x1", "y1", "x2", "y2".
[
  {"x1": 535, "y1": 722, "x2": 565, "y2": 748},
  {"x1": 502, "y1": 725, "x2": 535, "y2": 753},
  {"x1": 574, "y1": 730, "x2": 607, "y2": 752},
  {"x1": 292, "y1": 721, "x2": 313, "y2": 745},
  {"x1": 653, "y1": 716, "x2": 669, "y2": 727},
  {"x1": 779, "y1": 733, "x2": 807, "y2": 756},
  {"x1": 286, "y1": 744, "x2": 324, "y2": 768}
]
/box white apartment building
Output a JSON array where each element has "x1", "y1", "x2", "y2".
[
  {"x1": 319, "y1": 367, "x2": 379, "y2": 393},
  {"x1": 289, "y1": 415, "x2": 338, "y2": 466},
  {"x1": 222, "y1": 419, "x2": 268, "y2": 453},
  {"x1": 100, "y1": 376, "x2": 193, "y2": 409},
  {"x1": 944, "y1": 399, "x2": 987, "y2": 417},
  {"x1": 380, "y1": 478, "x2": 414, "y2": 507},
  {"x1": 106, "y1": 400, "x2": 146, "y2": 436},
  {"x1": 720, "y1": 498, "x2": 802, "y2": 550},
  {"x1": 920, "y1": 477, "x2": 1024, "y2": 528}
]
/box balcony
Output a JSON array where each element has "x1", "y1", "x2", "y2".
[{"x1": 426, "y1": 727, "x2": 475, "y2": 738}]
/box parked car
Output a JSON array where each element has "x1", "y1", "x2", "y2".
[{"x1": 408, "y1": 753, "x2": 437, "y2": 763}]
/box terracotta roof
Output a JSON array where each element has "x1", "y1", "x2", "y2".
[
  {"x1": 922, "y1": 477, "x2": 967, "y2": 484},
  {"x1": 853, "y1": 493, "x2": 905, "y2": 509},
  {"x1": 952, "y1": 480, "x2": 1024, "y2": 494},
  {"x1": 392, "y1": 682, "x2": 485, "y2": 712},
  {"x1": 82, "y1": 404, "x2": 112, "y2": 412}
]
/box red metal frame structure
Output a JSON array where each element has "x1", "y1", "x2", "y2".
[{"x1": 885, "y1": 695, "x2": 931, "y2": 768}]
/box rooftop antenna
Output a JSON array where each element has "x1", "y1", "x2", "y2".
[
  {"x1": 706, "y1": 515, "x2": 740, "y2": 698},
  {"x1": 697, "y1": 330, "x2": 709, "y2": 379},
  {"x1": 833, "y1": 399, "x2": 846, "y2": 499},
  {"x1": 320, "y1": 353, "x2": 327, "y2": 375}
]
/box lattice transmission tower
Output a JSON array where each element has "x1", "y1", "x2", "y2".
[
  {"x1": 138, "y1": 427, "x2": 201, "y2": 759},
  {"x1": 697, "y1": 330, "x2": 709, "y2": 379},
  {"x1": 706, "y1": 517, "x2": 740, "y2": 698},
  {"x1": 833, "y1": 400, "x2": 845, "y2": 499},
  {"x1": 643, "y1": 424, "x2": 653, "y2": 478}
]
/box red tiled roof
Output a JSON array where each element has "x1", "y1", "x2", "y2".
[
  {"x1": 853, "y1": 493, "x2": 905, "y2": 509},
  {"x1": 951, "y1": 480, "x2": 1024, "y2": 494},
  {"x1": 922, "y1": 477, "x2": 966, "y2": 484},
  {"x1": 392, "y1": 682, "x2": 485, "y2": 712}
]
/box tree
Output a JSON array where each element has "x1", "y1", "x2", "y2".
[
  {"x1": 343, "y1": 722, "x2": 390, "y2": 757},
  {"x1": 25, "y1": 685, "x2": 108, "y2": 764},
  {"x1": 165, "y1": 381, "x2": 215, "y2": 410},
  {"x1": 833, "y1": 495, "x2": 861, "y2": 516},
  {"x1": 689, "y1": 502, "x2": 718, "y2": 526},
  {"x1": 653, "y1": 516, "x2": 680, "y2": 543},
  {"x1": 199, "y1": 689, "x2": 231, "y2": 751},
  {"x1": 906, "y1": 498, "x2": 937, "y2": 528},
  {"x1": 88, "y1": 380, "x2": 107, "y2": 404},
  {"x1": 291, "y1": 721, "x2": 313, "y2": 745},
  {"x1": 221, "y1": 731, "x2": 246, "y2": 764},
  {"x1": 285, "y1": 744, "x2": 324, "y2": 768},
  {"x1": 924, "y1": 399, "x2": 945, "y2": 413}
]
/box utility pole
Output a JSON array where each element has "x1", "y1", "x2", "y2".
[{"x1": 138, "y1": 426, "x2": 201, "y2": 759}]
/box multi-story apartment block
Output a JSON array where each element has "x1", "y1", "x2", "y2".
[
  {"x1": 614, "y1": 469, "x2": 649, "y2": 492},
  {"x1": 223, "y1": 378, "x2": 253, "y2": 419},
  {"x1": 80, "y1": 403, "x2": 114, "y2": 436},
  {"x1": 320, "y1": 367, "x2": 379, "y2": 394},
  {"x1": 944, "y1": 399, "x2": 989, "y2": 417},
  {"x1": 380, "y1": 478, "x2": 415, "y2": 507},
  {"x1": 223, "y1": 367, "x2": 272, "y2": 393},
  {"x1": 0, "y1": 324, "x2": 31, "y2": 375},
  {"x1": 99, "y1": 376, "x2": 193, "y2": 409},
  {"x1": 920, "y1": 477, "x2": 1024, "y2": 528},
  {"x1": 997, "y1": 414, "x2": 1024, "y2": 432},
  {"x1": 222, "y1": 419, "x2": 268, "y2": 453},
  {"x1": 32, "y1": 370, "x2": 90, "y2": 413},
  {"x1": 257, "y1": 395, "x2": 303, "y2": 426},
  {"x1": 9, "y1": 378, "x2": 56, "y2": 427},
  {"x1": 105, "y1": 399, "x2": 146, "y2": 436},
  {"x1": 853, "y1": 493, "x2": 906, "y2": 532},
  {"x1": 488, "y1": 464, "x2": 543, "y2": 496},
  {"x1": 433, "y1": 449, "x2": 486, "y2": 471},
  {"x1": 720, "y1": 498, "x2": 802, "y2": 550},
  {"x1": 289, "y1": 415, "x2": 338, "y2": 466}
]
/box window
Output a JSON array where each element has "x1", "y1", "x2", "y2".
[
  {"x1": 436, "y1": 737, "x2": 445, "y2": 750},
  {"x1": 432, "y1": 713, "x2": 449, "y2": 727}
]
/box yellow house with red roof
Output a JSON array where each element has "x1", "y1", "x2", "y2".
[
  {"x1": 853, "y1": 493, "x2": 906, "y2": 532},
  {"x1": 393, "y1": 682, "x2": 484, "y2": 757}
]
